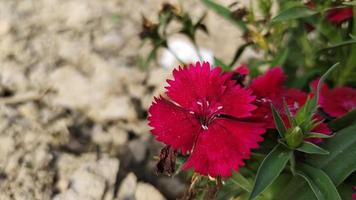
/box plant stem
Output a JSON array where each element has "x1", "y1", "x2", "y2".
[
  {"x1": 167, "y1": 47, "x2": 186, "y2": 65},
  {"x1": 338, "y1": 6, "x2": 356, "y2": 85}
]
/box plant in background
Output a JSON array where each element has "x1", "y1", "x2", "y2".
[{"x1": 143, "y1": 1, "x2": 356, "y2": 199}]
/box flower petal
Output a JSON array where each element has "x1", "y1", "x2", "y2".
[
  {"x1": 165, "y1": 62, "x2": 230, "y2": 111},
  {"x1": 250, "y1": 67, "x2": 286, "y2": 99},
  {"x1": 220, "y1": 83, "x2": 256, "y2": 118},
  {"x1": 183, "y1": 119, "x2": 265, "y2": 177},
  {"x1": 327, "y1": 7, "x2": 353, "y2": 24},
  {"x1": 322, "y1": 87, "x2": 356, "y2": 117},
  {"x1": 148, "y1": 96, "x2": 201, "y2": 154}
]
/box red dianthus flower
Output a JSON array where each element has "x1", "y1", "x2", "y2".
[
  {"x1": 312, "y1": 79, "x2": 356, "y2": 117},
  {"x1": 327, "y1": 7, "x2": 353, "y2": 24},
  {"x1": 249, "y1": 67, "x2": 330, "y2": 142},
  {"x1": 148, "y1": 62, "x2": 265, "y2": 177}
]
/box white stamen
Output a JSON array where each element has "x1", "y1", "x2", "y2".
[
  {"x1": 189, "y1": 111, "x2": 195, "y2": 114},
  {"x1": 217, "y1": 106, "x2": 223, "y2": 110},
  {"x1": 197, "y1": 101, "x2": 203, "y2": 106},
  {"x1": 201, "y1": 125, "x2": 208, "y2": 130},
  {"x1": 206, "y1": 101, "x2": 210, "y2": 106}
]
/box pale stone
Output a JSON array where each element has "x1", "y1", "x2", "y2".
[
  {"x1": 135, "y1": 182, "x2": 166, "y2": 200},
  {"x1": 117, "y1": 172, "x2": 137, "y2": 200}
]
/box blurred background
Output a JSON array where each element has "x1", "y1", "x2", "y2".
[{"x1": 0, "y1": 0, "x2": 255, "y2": 199}]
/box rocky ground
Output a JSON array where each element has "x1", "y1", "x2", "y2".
[{"x1": 0, "y1": 0, "x2": 243, "y2": 199}]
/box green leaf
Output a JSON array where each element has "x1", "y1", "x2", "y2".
[
  {"x1": 283, "y1": 98, "x2": 297, "y2": 127},
  {"x1": 306, "y1": 124, "x2": 356, "y2": 185},
  {"x1": 271, "y1": 6, "x2": 318, "y2": 23},
  {"x1": 249, "y1": 144, "x2": 292, "y2": 200},
  {"x1": 290, "y1": 152, "x2": 296, "y2": 176},
  {"x1": 315, "y1": 63, "x2": 339, "y2": 104},
  {"x1": 201, "y1": 0, "x2": 247, "y2": 31},
  {"x1": 295, "y1": 63, "x2": 339, "y2": 132},
  {"x1": 271, "y1": 104, "x2": 287, "y2": 138},
  {"x1": 305, "y1": 132, "x2": 333, "y2": 139},
  {"x1": 296, "y1": 163, "x2": 341, "y2": 200},
  {"x1": 230, "y1": 172, "x2": 253, "y2": 192},
  {"x1": 278, "y1": 176, "x2": 316, "y2": 200},
  {"x1": 337, "y1": 183, "x2": 354, "y2": 200},
  {"x1": 269, "y1": 48, "x2": 289, "y2": 66},
  {"x1": 319, "y1": 39, "x2": 356, "y2": 52},
  {"x1": 214, "y1": 57, "x2": 230, "y2": 71},
  {"x1": 329, "y1": 109, "x2": 356, "y2": 131},
  {"x1": 343, "y1": 1, "x2": 356, "y2": 6},
  {"x1": 278, "y1": 124, "x2": 356, "y2": 199},
  {"x1": 296, "y1": 142, "x2": 329, "y2": 155},
  {"x1": 229, "y1": 43, "x2": 252, "y2": 67}
]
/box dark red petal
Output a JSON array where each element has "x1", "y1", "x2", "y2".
[
  {"x1": 148, "y1": 96, "x2": 201, "y2": 154},
  {"x1": 250, "y1": 67, "x2": 286, "y2": 100},
  {"x1": 220, "y1": 83, "x2": 256, "y2": 118},
  {"x1": 327, "y1": 7, "x2": 353, "y2": 24},
  {"x1": 183, "y1": 119, "x2": 265, "y2": 177},
  {"x1": 322, "y1": 87, "x2": 356, "y2": 117},
  {"x1": 165, "y1": 62, "x2": 230, "y2": 111},
  {"x1": 235, "y1": 64, "x2": 249, "y2": 75}
]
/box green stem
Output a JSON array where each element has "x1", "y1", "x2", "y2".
[
  {"x1": 191, "y1": 38, "x2": 204, "y2": 61},
  {"x1": 338, "y1": 6, "x2": 356, "y2": 85},
  {"x1": 167, "y1": 47, "x2": 186, "y2": 65}
]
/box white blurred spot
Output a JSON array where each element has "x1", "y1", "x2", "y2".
[{"x1": 159, "y1": 36, "x2": 214, "y2": 69}]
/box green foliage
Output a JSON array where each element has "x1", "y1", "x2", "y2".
[
  {"x1": 296, "y1": 141, "x2": 329, "y2": 155},
  {"x1": 271, "y1": 6, "x2": 318, "y2": 23},
  {"x1": 296, "y1": 164, "x2": 341, "y2": 200},
  {"x1": 306, "y1": 124, "x2": 356, "y2": 185},
  {"x1": 249, "y1": 144, "x2": 292, "y2": 200}
]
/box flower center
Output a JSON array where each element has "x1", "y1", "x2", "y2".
[{"x1": 190, "y1": 100, "x2": 223, "y2": 129}]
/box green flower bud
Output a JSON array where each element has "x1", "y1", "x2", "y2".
[{"x1": 285, "y1": 126, "x2": 303, "y2": 148}]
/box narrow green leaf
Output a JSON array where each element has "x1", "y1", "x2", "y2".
[
  {"x1": 214, "y1": 57, "x2": 230, "y2": 71},
  {"x1": 270, "y1": 48, "x2": 289, "y2": 66},
  {"x1": 278, "y1": 176, "x2": 315, "y2": 200},
  {"x1": 279, "y1": 124, "x2": 356, "y2": 199},
  {"x1": 249, "y1": 144, "x2": 292, "y2": 200},
  {"x1": 319, "y1": 39, "x2": 356, "y2": 52},
  {"x1": 343, "y1": 1, "x2": 356, "y2": 6},
  {"x1": 271, "y1": 6, "x2": 318, "y2": 23},
  {"x1": 315, "y1": 63, "x2": 339, "y2": 104},
  {"x1": 337, "y1": 183, "x2": 354, "y2": 200},
  {"x1": 271, "y1": 104, "x2": 287, "y2": 138},
  {"x1": 296, "y1": 142, "x2": 329, "y2": 155},
  {"x1": 230, "y1": 172, "x2": 253, "y2": 192},
  {"x1": 306, "y1": 124, "x2": 356, "y2": 185},
  {"x1": 305, "y1": 132, "x2": 333, "y2": 139},
  {"x1": 296, "y1": 163, "x2": 341, "y2": 200},
  {"x1": 201, "y1": 0, "x2": 247, "y2": 31},
  {"x1": 290, "y1": 152, "x2": 296, "y2": 176},
  {"x1": 229, "y1": 43, "x2": 251, "y2": 67},
  {"x1": 283, "y1": 98, "x2": 297, "y2": 127},
  {"x1": 329, "y1": 109, "x2": 356, "y2": 131}
]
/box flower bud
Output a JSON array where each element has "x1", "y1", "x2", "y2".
[{"x1": 285, "y1": 126, "x2": 303, "y2": 148}]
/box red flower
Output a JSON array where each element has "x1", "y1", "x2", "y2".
[
  {"x1": 249, "y1": 68, "x2": 330, "y2": 142},
  {"x1": 235, "y1": 64, "x2": 249, "y2": 75},
  {"x1": 327, "y1": 7, "x2": 353, "y2": 24},
  {"x1": 312, "y1": 79, "x2": 356, "y2": 117},
  {"x1": 148, "y1": 62, "x2": 265, "y2": 177}
]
